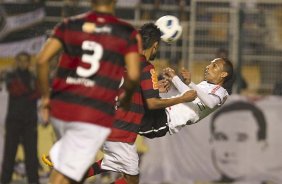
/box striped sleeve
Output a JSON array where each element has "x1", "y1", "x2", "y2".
[{"x1": 51, "y1": 19, "x2": 68, "y2": 44}]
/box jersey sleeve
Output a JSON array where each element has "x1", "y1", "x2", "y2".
[
  {"x1": 209, "y1": 85, "x2": 228, "y2": 105},
  {"x1": 50, "y1": 19, "x2": 68, "y2": 44},
  {"x1": 140, "y1": 63, "x2": 160, "y2": 99},
  {"x1": 171, "y1": 76, "x2": 191, "y2": 93}
]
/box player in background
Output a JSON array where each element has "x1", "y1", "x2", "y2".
[{"x1": 36, "y1": 0, "x2": 141, "y2": 183}]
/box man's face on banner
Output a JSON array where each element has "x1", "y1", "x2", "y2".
[{"x1": 211, "y1": 111, "x2": 263, "y2": 180}]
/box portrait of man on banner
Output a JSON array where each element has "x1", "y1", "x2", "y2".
[{"x1": 209, "y1": 100, "x2": 269, "y2": 184}]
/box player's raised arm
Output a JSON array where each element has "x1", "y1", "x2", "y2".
[{"x1": 163, "y1": 67, "x2": 191, "y2": 93}]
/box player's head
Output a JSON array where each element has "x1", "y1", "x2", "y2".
[
  {"x1": 204, "y1": 58, "x2": 234, "y2": 94},
  {"x1": 15, "y1": 52, "x2": 31, "y2": 70},
  {"x1": 210, "y1": 101, "x2": 267, "y2": 180},
  {"x1": 139, "y1": 23, "x2": 161, "y2": 61},
  {"x1": 91, "y1": 0, "x2": 116, "y2": 12}
]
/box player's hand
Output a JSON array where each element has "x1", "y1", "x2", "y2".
[
  {"x1": 118, "y1": 92, "x2": 132, "y2": 111},
  {"x1": 158, "y1": 79, "x2": 171, "y2": 93},
  {"x1": 38, "y1": 97, "x2": 50, "y2": 127},
  {"x1": 181, "y1": 90, "x2": 197, "y2": 102},
  {"x1": 162, "y1": 67, "x2": 176, "y2": 81},
  {"x1": 180, "y1": 68, "x2": 191, "y2": 85}
]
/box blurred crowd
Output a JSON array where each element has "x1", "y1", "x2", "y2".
[{"x1": 50, "y1": 0, "x2": 191, "y2": 21}]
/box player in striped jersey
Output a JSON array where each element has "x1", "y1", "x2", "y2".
[{"x1": 36, "y1": 0, "x2": 142, "y2": 183}]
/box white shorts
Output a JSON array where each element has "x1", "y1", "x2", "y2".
[
  {"x1": 166, "y1": 103, "x2": 198, "y2": 134},
  {"x1": 101, "y1": 141, "x2": 139, "y2": 176},
  {"x1": 50, "y1": 117, "x2": 111, "y2": 182}
]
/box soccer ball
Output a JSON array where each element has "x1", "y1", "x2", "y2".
[{"x1": 155, "y1": 15, "x2": 183, "y2": 43}]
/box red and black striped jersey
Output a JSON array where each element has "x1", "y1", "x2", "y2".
[
  {"x1": 108, "y1": 55, "x2": 146, "y2": 143},
  {"x1": 108, "y1": 55, "x2": 167, "y2": 142},
  {"x1": 139, "y1": 58, "x2": 168, "y2": 138},
  {"x1": 49, "y1": 11, "x2": 140, "y2": 127}
]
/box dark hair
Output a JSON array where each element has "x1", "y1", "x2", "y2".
[
  {"x1": 92, "y1": 0, "x2": 114, "y2": 5},
  {"x1": 211, "y1": 101, "x2": 267, "y2": 141},
  {"x1": 139, "y1": 23, "x2": 161, "y2": 50},
  {"x1": 15, "y1": 52, "x2": 31, "y2": 62},
  {"x1": 221, "y1": 58, "x2": 234, "y2": 95}
]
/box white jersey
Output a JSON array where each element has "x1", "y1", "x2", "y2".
[
  {"x1": 161, "y1": 80, "x2": 228, "y2": 134},
  {"x1": 188, "y1": 81, "x2": 228, "y2": 122}
]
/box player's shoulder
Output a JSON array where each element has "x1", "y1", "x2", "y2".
[
  {"x1": 198, "y1": 81, "x2": 213, "y2": 89},
  {"x1": 142, "y1": 59, "x2": 154, "y2": 72},
  {"x1": 140, "y1": 55, "x2": 150, "y2": 66},
  {"x1": 211, "y1": 85, "x2": 228, "y2": 98},
  {"x1": 199, "y1": 81, "x2": 227, "y2": 95},
  {"x1": 199, "y1": 81, "x2": 222, "y2": 89},
  {"x1": 106, "y1": 17, "x2": 137, "y2": 39},
  {"x1": 63, "y1": 12, "x2": 89, "y2": 25},
  {"x1": 53, "y1": 13, "x2": 87, "y2": 30},
  {"x1": 113, "y1": 17, "x2": 136, "y2": 31}
]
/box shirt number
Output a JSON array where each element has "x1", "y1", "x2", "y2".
[{"x1": 76, "y1": 41, "x2": 103, "y2": 77}]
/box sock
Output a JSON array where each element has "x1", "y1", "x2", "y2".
[{"x1": 87, "y1": 159, "x2": 107, "y2": 177}]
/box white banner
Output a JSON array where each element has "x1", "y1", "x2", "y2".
[
  {"x1": 140, "y1": 95, "x2": 282, "y2": 184},
  {"x1": 0, "y1": 7, "x2": 45, "y2": 40},
  {"x1": 0, "y1": 35, "x2": 46, "y2": 57}
]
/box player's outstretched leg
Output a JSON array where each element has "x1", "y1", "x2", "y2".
[{"x1": 86, "y1": 159, "x2": 107, "y2": 177}]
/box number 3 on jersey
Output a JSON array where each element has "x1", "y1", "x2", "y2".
[{"x1": 76, "y1": 40, "x2": 103, "y2": 78}]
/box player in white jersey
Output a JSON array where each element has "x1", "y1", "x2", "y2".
[
  {"x1": 163, "y1": 57, "x2": 232, "y2": 134},
  {"x1": 139, "y1": 57, "x2": 234, "y2": 137}
]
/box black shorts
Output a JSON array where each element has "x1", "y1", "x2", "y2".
[{"x1": 138, "y1": 109, "x2": 169, "y2": 139}]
